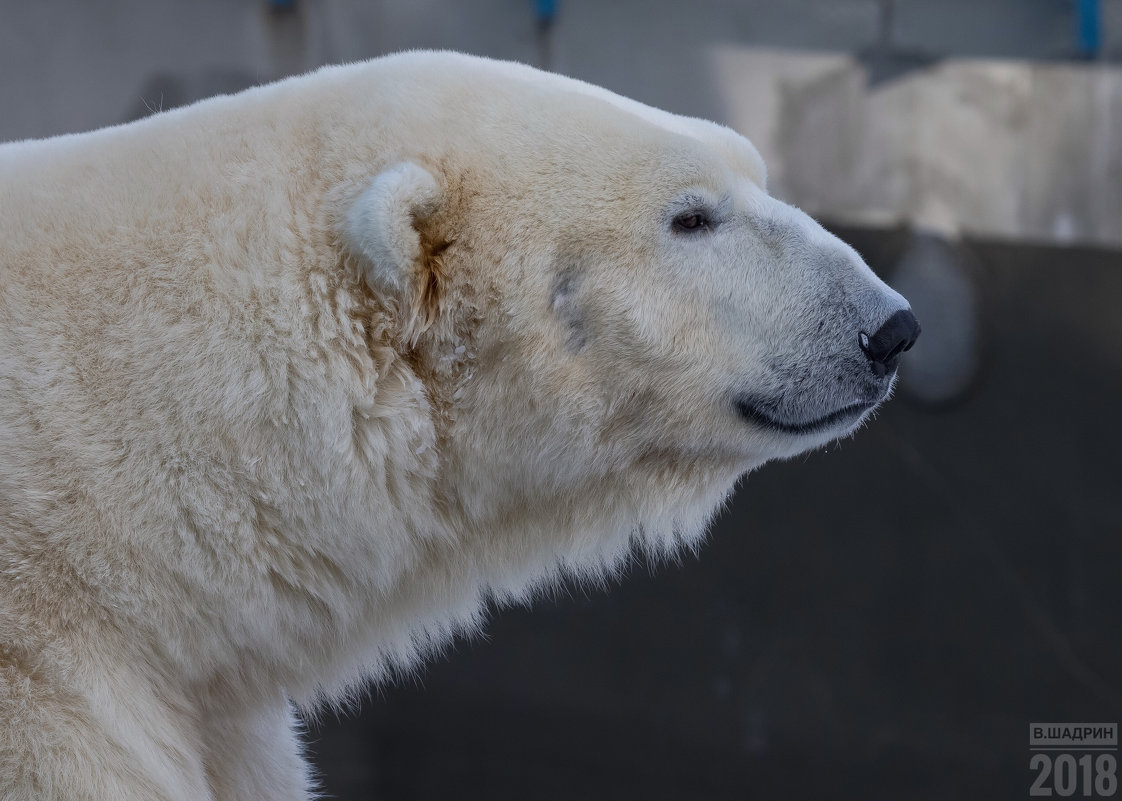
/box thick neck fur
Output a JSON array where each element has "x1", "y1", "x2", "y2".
[{"x1": 0, "y1": 71, "x2": 741, "y2": 718}]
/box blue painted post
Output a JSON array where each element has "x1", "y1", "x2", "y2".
[
  {"x1": 535, "y1": 0, "x2": 558, "y2": 26},
  {"x1": 1077, "y1": 0, "x2": 1102, "y2": 57},
  {"x1": 534, "y1": 0, "x2": 558, "y2": 70}
]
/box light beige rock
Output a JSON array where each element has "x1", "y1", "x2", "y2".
[{"x1": 712, "y1": 46, "x2": 1122, "y2": 247}]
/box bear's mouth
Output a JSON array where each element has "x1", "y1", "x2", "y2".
[{"x1": 735, "y1": 398, "x2": 877, "y2": 436}]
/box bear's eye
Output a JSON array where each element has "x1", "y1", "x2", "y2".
[{"x1": 672, "y1": 211, "x2": 710, "y2": 233}]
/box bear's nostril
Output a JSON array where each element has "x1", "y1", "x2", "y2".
[{"x1": 859, "y1": 309, "x2": 921, "y2": 375}]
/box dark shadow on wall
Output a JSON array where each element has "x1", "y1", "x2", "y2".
[{"x1": 304, "y1": 229, "x2": 1122, "y2": 801}]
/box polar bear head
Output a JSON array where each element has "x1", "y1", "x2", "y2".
[{"x1": 338, "y1": 53, "x2": 918, "y2": 578}]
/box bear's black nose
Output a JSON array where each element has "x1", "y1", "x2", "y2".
[{"x1": 859, "y1": 309, "x2": 921, "y2": 377}]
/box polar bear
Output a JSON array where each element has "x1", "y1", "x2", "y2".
[{"x1": 0, "y1": 51, "x2": 918, "y2": 799}]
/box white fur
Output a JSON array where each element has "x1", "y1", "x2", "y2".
[{"x1": 0, "y1": 51, "x2": 910, "y2": 799}]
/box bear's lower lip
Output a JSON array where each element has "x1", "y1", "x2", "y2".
[{"x1": 735, "y1": 399, "x2": 876, "y2": 436}]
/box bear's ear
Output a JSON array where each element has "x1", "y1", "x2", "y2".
[{"x1": 344, "y1": 162, "x2": 447, "y2": 346}]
